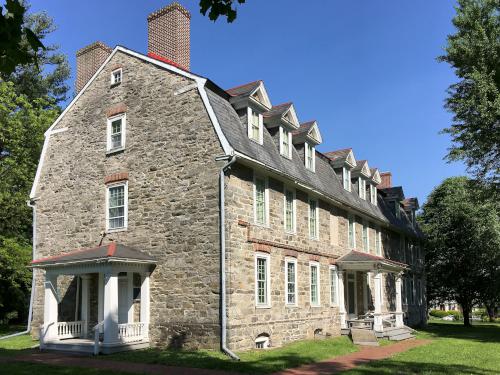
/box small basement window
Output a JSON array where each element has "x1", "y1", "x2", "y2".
[
  {"x1": 255, "y1": 334, "x2": 270, "y2": 349},
  {"x1": 111, "y1": 68, "x2": 122, "y2": 85}
]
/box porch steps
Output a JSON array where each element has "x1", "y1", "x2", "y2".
[
  {"x1": 43, "y1": 339, "x2": 95, "y2": 354},
  {"x1": 383, "y1": 326, "x2": 415, "y2": 341},
  {"x1": 350, "y1": 328, "x2": 379, "y2": 346}
]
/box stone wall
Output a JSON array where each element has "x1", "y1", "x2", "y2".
[{"x1": 31, "y1": 50, "x2": 225, "y2": 349}]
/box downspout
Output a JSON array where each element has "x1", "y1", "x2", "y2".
[
  {"x1": 217, "y1": 154, "x2": 239, "y2": 360},
  {"x1": 0, "y1": 198, "x2": 38, "y2": 341}
]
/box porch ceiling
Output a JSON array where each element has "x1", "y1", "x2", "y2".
[
  {"x1": 335, "y1": 250, "x2": 407, "y2": 273},
  {"x1": 31, "y1": 242, "x2": 156, "y2": 268}
]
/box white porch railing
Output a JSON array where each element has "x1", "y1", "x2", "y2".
[
  {"x1": 57, "y1": 321, "x2": 85, "y2": 339},
  {"x1": 118, "y1": 322, "x2": 148, "y2": 342}
]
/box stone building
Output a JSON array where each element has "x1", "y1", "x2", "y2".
[{"x1": 29, "y1": 2, "x2": 426, "y2": 355}]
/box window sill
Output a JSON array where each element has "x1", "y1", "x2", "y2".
[
  {"x1": 110, "y1": 82, "x2": 122, "y2": 88},
  {"x1": 310, "y1": 304, "x2": 321, "y2": 308},
  {"x1": 285, "y1": 303, "x2": 298, "y2": 308},
  {"x1": 106, "y1": 147, "x2": 125, "y2": 156},
  {"x1": 106, "y1": 227, "x2": 127, "y2": 234},
  {"x1": 255, "y1": 305, "x2": 271, "y2": 309},
  {"x1": 249, "y1": 138, "x2": 263, "y2": 146},
  {"x1": 253, "y1": 222, "x2": 271, "y2": 229},
  {"x1": 280, "y1": 154, "x2": 292, "y2": 160},
  {"x1": 284, "y1": 230, "x2": 296, "y2": 235}
]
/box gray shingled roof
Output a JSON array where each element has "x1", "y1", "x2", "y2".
[
  {"x1": 205, "y1": 88, "x2": 421, "y2": 238},
  {"x1": 262, "y1": 103, "x2": 292, "y2": 118},
  {"x1": 226, "y1": 80, "x2": 261, "y2": 98},
  {"x1": 336, "y1": 250, "x2": 408, "y2": 269},
  {"x1": 31, "y1": 243, "x2": 156, "y2": 266}
]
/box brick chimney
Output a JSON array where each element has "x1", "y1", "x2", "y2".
[
  {"x1": 379, "y1": 172, "x2": 392, "y2": 189},
  {"x1": 147, "y1": 2, "x2": 191, "y2": 70},
  {"x1": 76, "y1": 41, "x2": 112, "y2": 93}
]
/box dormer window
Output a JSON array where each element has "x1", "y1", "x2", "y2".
[
  {"x1": 370, "y1": 184, "x2": 377, "y2": 205},
  {"x1": 111, "y1": 68, "x2": 122, "y2": 85},
  {"x1": 343, "y1": 167, "x2": 351, "y2": 191},
  {"x1": 358, "y1": 178, "x2": 366, "y2": 200},
  {"x1": 305, "y1": 142, "x2": 315, "y2": 172},
  {"x1": 279, "y1": 127, "x2": 292, "y2": 158},
  {"x1": 247, "y1": 107, "x2": 263, "y2": 144}
]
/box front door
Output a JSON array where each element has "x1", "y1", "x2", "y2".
[
  {"x1": 346, "y1": 272, "x2": 357, "y2": 318},
  {"x1": 118, "y1": 277, "x2": 128, "y2": 324}
]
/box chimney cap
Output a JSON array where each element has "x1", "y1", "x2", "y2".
[
  {"x1": 76, "y1": 41, "x2": 112, "y2": 57},
  {"x1": 148, "y1": 2, "x2": 191, "y2": 21}
]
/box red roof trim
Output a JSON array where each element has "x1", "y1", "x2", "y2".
[
  {"x1": 147, "y1": 52, "x2": 190, "y2": 72},
  {"x1": 107, "y1": 242, "x2": 117, "y2": 257}
]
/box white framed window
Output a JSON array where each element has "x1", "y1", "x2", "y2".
[
  {"x1": 329, "y1": 265, "x2": 338, "y2": 306},
  {"x1": 348, "y1": 214, "x2": 355, "y2": 249},
  {"x1": 106, "y1": 181, "x2": 128, "y2": 231},
  {"x1": 370, "y1": 184, "x2": 377, "y2": 205},
  {"x1": 310, "y1": 262, "x2": 320, "y2": 306},
  {"x1": 285, "y1": 258, "x2": 297, "y2": 306},
  {"x1": 247, "y1": 107, "x2": 263, "y2": 144},
  {"x1": 106, "y1": 113, "x2": 126, "y2": 152},
  {"x1": 305, "y1": 142, "x2": 315, "y2": 172},
  {"x1": 308, "y1": 198, "x2": 319, "y2": 239},
  {"x1": 362, "y1": 221, "x2": 369, "y2": 252},
  {"x1": 253, "y1": 174, "x2": 269, "y2": 226},
  {"x1": 376, "y1": 227, "x2": 382, "y2": 256},
  {"x1": 279, "y1": 126, "x2": 292, "y2": 158},
  {"x1": 255, "y1": 253, "x2": 271, "y2": 307},
  {"x1": 358, "y1": 178, "x2": 366, "y2": 200},
  {"x1": 283, "y1": 188, "x2": 296, "y2": 233},
  {"x1": 111, "y1": 68, "x2": 122, "y2": 85},
  {"x1": 343, "y1": 167, "x2": 351, "y2": 191}
]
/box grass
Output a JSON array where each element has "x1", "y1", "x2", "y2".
[
  {"x1": 345, "y1": 320, "x2": 500, "y2": 374},
  {"x1": 0, "y1": 334, "x2": 37, "y2": 353},
  {"x1": 107, "y1": 335, "x2": 358, "y2": 374}
]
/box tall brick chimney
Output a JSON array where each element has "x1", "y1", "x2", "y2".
[
  {"x1": 147, "y1": 2, "x2": 191, "y2": 70},
  {"x1": 379, "y1": 172, "x2": 392, "y2": 189},
  {"x1": 76, "y1": 41, "x2": 112, "y2": 93}
]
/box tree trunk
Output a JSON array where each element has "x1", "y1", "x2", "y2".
[
  {"x1": 485, "y1": 304, "x2": 495, "y2": 322},
  {"x1": 462, "y1": 305, "x2": 471, "y2": 327}
]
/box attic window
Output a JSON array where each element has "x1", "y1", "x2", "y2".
[
  {"x1": 305, "y1": 142, "x2": 315, "y2": 172},
  {"x1": 358, "y1": 178, "x2": 366, "y2": 200},
  {"x1": 279, "y1": 126, "x2": 292, "y2": 158},
  {"x1": 343, "y1": 167, "x2": 351, "y2": 191},
  {"x1": 111, "y1": 68, "x2": 122, "y2": 85},
  {"x1": 247, "y1": 107, "x2": 263, "y2": 144},
  {"x1": 370, "y1": 184, "x2": 377, "y2": 205}
]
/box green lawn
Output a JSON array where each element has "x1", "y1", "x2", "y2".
[
  {"x1": 108, "y1": 335, "x2": 358, "y2": 374},
  {"x1": 345, "y1": 320, "x2": 500, "y2": 375}
]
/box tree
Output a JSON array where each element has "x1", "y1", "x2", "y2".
[
  {"x1": 439, "y1": 0, "x2": 500, "y2": 184},
  {"x1": 0, "y1": 0, "x2": 45, "y2": 76},
  {"x1": 199, "y1": 0, "x2": 246, "y2": 22},
  {"x1": 419, "y1": 177, "x2": 500, "y2": 326}
]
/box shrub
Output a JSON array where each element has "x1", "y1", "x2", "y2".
[{"x1": 429, "y1": 309, "x2": 462, "y2": 320}]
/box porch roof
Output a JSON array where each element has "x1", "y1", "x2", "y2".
[
  {"x1": 335, "y1": 250, "x2": 407, "y2": 272},
  {"x1": 31, "y1": 242, "x2": 156, "y2": 268}
]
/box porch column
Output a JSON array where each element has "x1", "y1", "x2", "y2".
[
  {"x1": 337, "y1": 271, "x2": 347, "y2": 329},
  {"x1": 80, "y1": 274, "x2": 92, "y2": 336},
  {"x1": 373, "y1": 270, "x2": 383, "y2": 332},
  {"x1": 98, "y1": 273, "x2": 104, "y2": 333},
  {"x1": 140, "y1": 272, "x2": 150, "y2": 338},
  {"x1": 43, "y1": 273, "x2": 58, "y2": 342},
  {"x1": 362, "y1": 273, "x2": 368, "y2": 314},
  {"x1": 127, "y1": 272, "x2": 134, "y2": 323},
  {"x1": 103, "y1": 272, "x2": 119, "y2": 344},
  {"x1": 395, "y1": 273, "x2": 404, "y2": 327}
]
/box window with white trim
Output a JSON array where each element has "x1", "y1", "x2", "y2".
[
  {"x1": 370, "y1": 184, "x2": 377, "y2": 205},
  {"x1": 362, "y1": 222, "x2": 369, "y2": 252},
  {"x1": 375, "y1": 227, "x2": 382, "y2": 256},
  {"x1": 358, "y1": 178, "x2": 366, "y2": 200},
  {"x1": 254, "y1": 175, "x2": 268, "y2": 226},
  {"x1": 329, "y1": 266, "x2": 338, "y2": 306},
  {"x1": 309, "y1": 198, "x2": 319, "y2": 239},
  {"x1": 284, "y1": 188, "x2": 296, "y2": 233},
  {"x1": 305, "y1": 142, "x2": 315, "y2": 172},
  {"x1": 106, "y1": 182, "x2": 128, "y2": 231},
  {"x1": 111, "y1": 68, "x2": 122, "y2": 85},
  {"x1": 310, "y1": 262, "x2": 320, "y2": 306},
  {"x1": 255, "y1": 253, "x2": 270, "y2": 307},
  {"x1": 247, "y1": 107, "x2": 263, "y2": 144},
  {"x1": 348, "y1": 215, "x2": 355, "y2": 249},
  {"x1": 279, "y1": 127, "x2": 292, "y2": 158},
  {"x1": 343, "y1": 167, "x2": 351, "y2": 191},
  {"x1": 285, "y1": 258, "x2": 297, "y2": 306},
  {"x1": 107, "y1": 114, "x2": 126, "y2": 152}
]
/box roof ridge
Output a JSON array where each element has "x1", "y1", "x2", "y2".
[{"x1": 225, "y1": 80, "x2": 262, "y2": 93}]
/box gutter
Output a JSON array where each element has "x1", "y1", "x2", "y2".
[
  {"x1": 0, "y1": 199, "x2": 38, "y2": 341},
  {"x1": 217, "y1": 154, "x2": 239, "y2": 360}
]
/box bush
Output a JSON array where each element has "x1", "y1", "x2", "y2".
[{"x1": 429, "y1": 309, "x2": 462, "y2": 320}]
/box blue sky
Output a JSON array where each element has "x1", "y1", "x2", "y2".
[{"x1": 30, "y1": 0, "x2": 466, "y2": 203}]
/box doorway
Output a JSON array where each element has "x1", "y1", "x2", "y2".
[{"x1": 346, "y1": 272, "x2": 357, "y2": 318}]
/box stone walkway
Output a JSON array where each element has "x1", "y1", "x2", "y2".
[{"x1": 2, "y1": 339, "x2": 431, "y2": 375}]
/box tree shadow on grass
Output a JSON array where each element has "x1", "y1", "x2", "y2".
[
  {"x1": 418, "y1": 322, "x2": 500, "y2": 344},
  {"x1": 343, "y1": 359, "x2": 494, "y2": 375}
]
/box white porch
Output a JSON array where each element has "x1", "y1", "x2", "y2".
[
  {"x1": 336, "y1": 251, "x2": 411, "y2": 340},
  {"x1": 31, "y1": 243, "x2": 156, "y2": 354}
]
